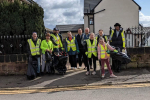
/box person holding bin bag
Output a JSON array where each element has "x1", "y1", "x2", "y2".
[
  {"x1": 97, "y1": 37, "x2": 117, "y2": 78},
  {"x1": 65, "y1": 31, "x2": 79, "y2": 70},
  {"x1": 85, "y1": 33, "x2": 97, "y2": 75},
  {"x1": 40, "y1": 33, "x2": 53, "y2": 75}
]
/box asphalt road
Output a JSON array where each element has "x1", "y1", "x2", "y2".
[{"x1": 1, "y1": 87, "x2": 150, "y2": 100}]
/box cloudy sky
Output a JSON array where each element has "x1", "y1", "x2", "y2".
[{"x1": 33, "y1": 0, "x2": 150, "y2": 29}]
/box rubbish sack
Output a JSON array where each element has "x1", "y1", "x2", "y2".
[
  {"x1": 110, "y1": 52, "x2": 131, "y2": 64},
  {"x1": 27, "y1": 56, "x2": 37, "y2": 80}
]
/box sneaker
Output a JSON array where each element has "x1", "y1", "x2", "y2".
[
  {"x1": 90, "y1": 66, "x2": 93, "y2": 69},
  {"x1": 86, "y1": 71, "x2": 90, "y2": 75},
  {"x1": 110, "y1": 74, "x2": 117, "y2": 78},
  {"x1": 74, "y1": 67, "x2": 77, "y2": 70},
  {"x1": 102, "y1": 74, "x2": 105, "y2": 78},
  {"x1": 78, "y1": 66, "x2": 82, "y2": 69},
  {"x1": 92, "y1": 71, "x2": 96, "y2": 75},
  {"x1": 71, "y1": 67, "x2": 74, "y2": 70}
]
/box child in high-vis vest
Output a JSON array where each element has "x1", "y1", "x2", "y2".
[{"x1": 97, "y1": 37, "x2": 117, "y2": 78}]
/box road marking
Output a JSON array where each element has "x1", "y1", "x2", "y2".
[{"x1": 0, "y1": 83, "x2": 150, "y2": 95}]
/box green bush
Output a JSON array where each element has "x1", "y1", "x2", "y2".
[{"x1": 0, "y1": 0, "x2": 45, "y2": 35}]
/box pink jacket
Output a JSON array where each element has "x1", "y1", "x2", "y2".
[{"x1": 97, "y1": 43, "x2": 115, "y2": 60}]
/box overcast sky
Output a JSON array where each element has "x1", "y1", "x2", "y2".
[{"x1": 33, "y1": 0, "x2": 150, "y2": 29}]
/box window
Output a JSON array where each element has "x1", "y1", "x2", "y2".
[{"x1": 89, "y1": 18, "x2": 94, "y2": 25}]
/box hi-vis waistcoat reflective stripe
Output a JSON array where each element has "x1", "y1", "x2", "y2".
[
  {"x1": 98, "y1": 43, "x2": 110, "y2": 59},
  {"x1": 66, "y1": 37, "x2": 76, "y2": 51},
  {"x1": 51, "y1": 34, "x2": 63, "y2": 49},
  {"x1": 111, "y1": 30, "x2": 125, "y2": 48},
  {"x1": 86, "y1": 39, "x2": 97, "y2": 58},
  {"x1": 27, "y1": 39, "x2": 41, "y2": 56}
]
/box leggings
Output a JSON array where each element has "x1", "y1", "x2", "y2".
[
  {"x1": 100, "y1": 59, "x2": 113, "y2": 75},
  {"x1": 87, "y1": 55, "x2": 97, "y2": 71}
]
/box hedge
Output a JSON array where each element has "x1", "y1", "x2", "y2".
[{"x1": 0, "y1": 0, "x2": 45, "y2": 35}]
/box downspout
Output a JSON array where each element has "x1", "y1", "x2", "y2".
[
  {"x1": 93, "y1": 13, "x2": 95, "y2": 33},
  {"x1": 88, "y1": 15, "x2": 90, "y2": 28}
]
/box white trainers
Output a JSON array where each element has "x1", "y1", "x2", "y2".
[
  {"x1": 71, "y1": 67, "x2": 74, "y2": 70},
  {"x1": 102, "y1": 74, "x2": 105, "y2": 78},
  {"x1": 74, "y1": 67, "x2": 77, "y2": 70},
  {"x1": 86, "y1": 71, "x2": 90, "y2": 75},
  {"x1": 78, "y1": 66, "x2": 82, "y2": 69},
  {"x1": 110, "y1": 74, "x2": 117, "y2": 78},
  {"x1": 92, "y1": 71, "x2": 96, "y2": 75}
]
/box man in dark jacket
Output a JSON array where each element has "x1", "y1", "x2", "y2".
[
  {"x1": 50, "y1": 28, "x2": 63, "y2": 52},
  {"x1": 76, "y1": 28, "x2": 89, "y2": 69},
  {"x1": 109, "y1": 23, "x2": 126, "y2": 72},
  {"x1": 96, "y1": 29, "x2": 108, "y2": 43}
]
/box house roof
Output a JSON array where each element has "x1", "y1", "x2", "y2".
[
  {"x1": 45, "y1": 28, "x2": 53, "y2": 32},
  {"x1": 56, "y1": 24, "x2": 84, "y2": 32},
  {"x1": 84, "y1": 0, "x2": 101, "y2": 14},
  {"x1": 84, "y1": 0, "x2": 141, "y2": 14}
]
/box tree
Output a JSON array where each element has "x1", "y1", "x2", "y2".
[{"x1": 0, "y1": 0, "x2": 45, "y2": 35}]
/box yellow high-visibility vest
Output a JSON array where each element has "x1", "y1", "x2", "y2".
[
  {"x1": 98, "y1": 43, "x2": 110, "y2": 59},
  {"x1": 85, "y1": 39, "x2": 97, "y2": 58},
  {"x1": 110, "y1": 30, "x2": 125, "y2": 48},
  {"x1": 27, "y1": 39, "x2": 41, "y2": 56},
  {"x1": 66, "y1": 37, "x2": 76, "y2": 51},
  {"x1": 51, "y1": 34, "x2": 63, "y2": 49}
]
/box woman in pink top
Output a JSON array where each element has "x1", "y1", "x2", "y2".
[{"x1": 97, "y1": 37, "x2": 117, "y2": 78}]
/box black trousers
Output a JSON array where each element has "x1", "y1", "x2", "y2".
[
  {"x1": 69, "y1": 55, "x2": 77, "y2": 68},
  {"x1": 87, "y1": 54, "x2": 97, "y2": 71},
  {"x1": 89, "y1": 58, "x2": 92, "y2": 67},
  {"x1": 78, "y1": 49, "x2": 89, "y2": 68}
]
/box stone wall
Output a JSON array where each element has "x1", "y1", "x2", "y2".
[
  {"x1": 126, "y1": 47, "x2": 150, "y2": 68},
  {"x1": 0, "y1": 47, "x2": 150, "y2": 75},
  {"x1": 0, "y1": 54, "x2": 27, "y2": 75}
]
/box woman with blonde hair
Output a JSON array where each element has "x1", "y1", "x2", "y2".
[{"x1": 85, "y1": 33, "x2": 97, "y2": 75}]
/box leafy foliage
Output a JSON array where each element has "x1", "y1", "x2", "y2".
[{"x1": 0, "y1": 0, "x2": 45, "y2": 35}]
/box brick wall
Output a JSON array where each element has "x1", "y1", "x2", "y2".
[{"x1": 0, "y1": 54, "x2": 27, "y2": 75}]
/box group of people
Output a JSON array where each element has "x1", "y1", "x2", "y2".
[{"x1": 27, "y1": 23, "x2": 125, "y2": 79}]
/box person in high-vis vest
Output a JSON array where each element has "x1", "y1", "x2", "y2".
[
  {"x1": 96, "y1": 29, "x2": 108, "y2": 66},
  {"x1": 50, "y1": 28, "x2": 63, "y2": 52},
  {"x1": 50, "y1": 28, "x2": 64, "y2": 65},
  {"x1": 65, "y1": 31, "x2": 79, "y2": 69},
  {"x1": 82, "y1": 28, "x2": 93, "y2": 69},
  {"x1": 27, "y1": 32, "x2": 41, "y2": 77},
  {"x1": 109, "y1": 23, "x2": 126, "y2": 72},
  {"x1": 97, "y1": 37, "x2": 117, "y2": 78},
  {"x1": 40, "y1": 33, "x2": 53, "y2": 75},
  {"x1": 85, "y1": 33, "x2": 97, "y2": 75},
  {"x1": 96, "y1": 29, "x2": 108, "y2": 43}
]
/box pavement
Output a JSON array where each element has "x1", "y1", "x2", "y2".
[{"x1": 0, "y1": 65, "x2": 150, "y2": 89}]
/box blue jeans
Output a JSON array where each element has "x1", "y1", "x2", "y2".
[{"x1": 37, "y1": 57, "x2": 41, "y2": 73}]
